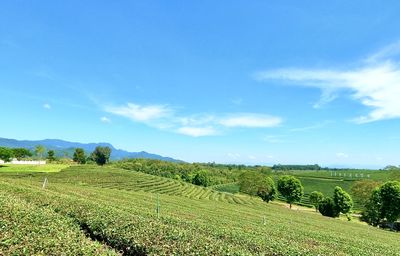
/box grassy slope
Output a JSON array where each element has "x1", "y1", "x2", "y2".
[
  {"x1": 0, "y1": 165, "x2": 399, "y2": 255},
  {"x1": 0, "y1": 163, "x2": 70, "y2": 173}
]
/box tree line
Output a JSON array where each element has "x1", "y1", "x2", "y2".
[{"x1": 0, "y1": 145, "x2": 112, "y2": 166}]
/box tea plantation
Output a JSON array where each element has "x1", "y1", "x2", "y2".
[{"x1": 1, "y1": 165, "x2": 399, "y2": 255}]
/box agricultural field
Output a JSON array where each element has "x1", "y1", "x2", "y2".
[
  {"x1": 0, "y1": 163, "x2": 70, "y2": 173},
  {"x1": 0, "y1": 165, "x2": 399, "y2": 255}
]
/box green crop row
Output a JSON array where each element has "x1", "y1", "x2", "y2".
[
  {"x1": 1, "y1": 166, "x2": 400, "y2": 255},
  {"x1": 0, "y1": 191, "x2": 117, "y2": 256}
]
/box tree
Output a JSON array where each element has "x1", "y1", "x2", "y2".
[
  {"x1": 91, "y1": 146, "x2": 111, "y2": 166},
  {"x1": 0, "y1": 147, "x2": 13, "y2": 162},
  {"x1": 239, "y1": 171, "x2": 265, "y2": 195},
  {"x1": 47, "y1": 150, "x2": 56, "y2": 162},
  {"x1": 73, "y1": 148, "x2": 86, "y2": 164},
  {"x1": 362, "y1": 188, "x2": 382, "y2": 226},
  {"x1": 12, "y1": 148, "x2": 32, "y2": 160},
  {"x1": 333, "y1": 186, "x2": 353, "y2": 215},
  {"x1": 257, "y1": 177, "x2": 277, "y2": 203},
  {"x1": 351, "y1": 180, "x2": 382, "y2": 207},
  {"x1": 378, "y1": 181, "x2": 400, "y2": 224},
  {"x1": 319, "y1": 197, "x2": 339, "y2": 217},
  {"x1": 34, "y1": 145, "x2": 46, "y2": 160},
  {"x1": 277, "y1": 175, "x2": 304, "y2": 208},
  {"x1": 192, "y1": 170, "x2": 211, "y2": 187},
  {"x1": 309, "y1": 191, "x2": 324, "y2": 212}
]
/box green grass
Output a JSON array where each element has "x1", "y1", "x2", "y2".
[
  {"x1": 0, "y1": 165, "x2": 399, "y2": 255},
  {"x1": 0, "y1": 163, "x2": 70, "y2": 173}
]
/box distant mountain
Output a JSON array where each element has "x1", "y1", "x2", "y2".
[{"x1": 0, "y1": 137, "x2": 181, "y2": 162}]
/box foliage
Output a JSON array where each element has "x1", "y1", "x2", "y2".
[
  {"x1": 1, "y1": 165, "x2": 400, "y2": 255},
  {"x1": 73, "y1": 148, "x2": 87, "y2": 164},
  {"x1": 362, "y1": 181, "x2": 400, "y2": 229},
  {"x1": 11, "y1": 148, "x2": 32, "y2": 160},
  {"x1": 277, "y1": 175, "x2": 304, "y2": 208},
  {"x1": 319, "y1": 197, "x2": 339, "y2": 217},
  {"x1": 0, "y1": 192, "x2": 117, "y2": 255},
  {"x1": 114, "y1": 158, "x2": 272, "y2": 187},
  {"x1": 256, "y1": 177, "x2": 276, "y2": 203},
  {"x1": 309, "y1": 191, "x2": 324, "y2": 212},
  {"x1": 91, "y1": 146, "x2": 111, "y2": 166},
  {"x1": 377, "y1": 181, "x2": 400, "y2": 223},
  {"x1": 333, "y1": 186, "x2": 353, "y2": 215},
  {"x1": 0, "y1": 147, "x2": 13, "y2": 162},
  {"x1": 239, "y1": 171, "x2": 266, "y2": 195},
  {"x1": 192, "y1": 170, "x2": 211, "y2": 187},
  {"x1": 34, "y1": 145, "x2": 46, "y2": 159},
  {"x1": 47, "y1": 150, "x2": 56, "y2": 162},
  {"x1": 362, "y1": 188, "x2": 382, "y2": 226},
  {"x1": 351, "y1": 180, "x2": 382, "y2": 207}
]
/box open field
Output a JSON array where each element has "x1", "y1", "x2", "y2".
[
  {"x1": 0, "y1": 165, "x2": 399, "y2": 255},
  {"x1": 0, "y1": 163, "x2": 70, "y2": 173}
]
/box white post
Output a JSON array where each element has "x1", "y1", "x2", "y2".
[{"x1": 42, "y1": 177, "x2": 48, "y2": 189}]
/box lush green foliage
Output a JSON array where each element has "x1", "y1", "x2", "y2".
[
  {"x1": 277, "y1": 175, "x2": 304, "y2": 208},
  {"x1": 47, "y1": 150, "x2": 56, "y2": 162},
  {"x1": 0, "y1": 147, "x2": 13, "y2": 162},
  {"x1": 91, "y1": 146, "x2": 111, "y2": 166},
  {"x1": 73, "y1": 148, "x2": 87, "y2": 164},
  {"x1": 363, "y1": 181, "x2": 400, "y2": 227},
  {"x1": 351, "y1": 180, "x2": 382, "y2": 207},
  {"x1": 309, "y1": 191, "x2": 324, "y2": 212},
  {"x1": 0, "y1": 192, "x2": 117, "y2": 255},
  {"x1": 11, "y1": 148, "x2": 32, "y2": 159},
  {"x1": 114, "y1": 158, "x2": 272, "y2": 187},
  {"x1": 333, "y1": 186, "x2": 353, "y2": 215},
  {"x1": 256, "y1": 177, "x2": 276, "y2": 203},
  {"x1": 319, "y1": 197, "x2": 339, "y2": 217},
  {"x1": 192, "y1": 170, "x2": 211, "y2": 187},
  {"x1": 1, "y1": 165, "x2": 400, "y2": 255}
]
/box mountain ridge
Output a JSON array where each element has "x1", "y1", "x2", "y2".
[{"x1": 0, "y1": 137, "x2": 181, "y2": 162}]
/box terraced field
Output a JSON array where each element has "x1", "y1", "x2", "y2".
[
  {"x1": 22, "y1": 166, "x2": 257, "y2": 205},
  {"x1": 1, "y1": 165, "x2": 399, "y2": 255}
]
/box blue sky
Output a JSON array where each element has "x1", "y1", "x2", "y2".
[{"x1": 1, "y1": 1, "x2": 400, "y2": 168}]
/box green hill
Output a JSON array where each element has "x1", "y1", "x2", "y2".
[{"x1": 0, "y1": 165, "x2": 399, "y2": 255}]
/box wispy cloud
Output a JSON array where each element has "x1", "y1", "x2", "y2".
[
  {"x1": 100, "y1": 116, "x2": 111, "y2": 123},
  {"x1": 105, "y1": 103, "x2": 172, "y2": 122},
  {"x1": 336, "y1": 152, "x2": 349, "y2": 158},
  {"x1": 255, "y1": 42, "x2": 400, "y2": 123},
  {"x1": 219, "y1": 114, "x2": 282, "y2": 128},
  {"x1": 43, "y1": 103, "x2": 51, "y2": 109},
  {"x1": 177, "y1": 126, "x2": 218, "y2": 137},
  {"x1": 290, "y1": 120, "x2": 332, "y2": 132},
  {"x1": 105, "y1": 102, "x2": 282, "y2": 137}
]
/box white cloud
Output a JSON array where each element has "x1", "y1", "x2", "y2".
[
  {"x1": 176, "y1": 126, "x2": 217, "y2": 137},
  {"x1": 100, "y1": 117, "x2": 111, "y2": 123},
  {"x1": 105, "y1": 103, "x2": 172, "y2": 122},
  {"x1": 219, "y1": 114, "x2": 282, "y2": 128},
  {"x1": 336, "y1": 152, "x2": 349, "y2": 158},
  {"x1": 43, "y1": 103, "x2": 51, "y2": 109},
  {"x1": 105, "y1": 102, "x2": 282, "y2": 137},
  {"x1": 290, "y1": 121, "x2": 332, "y2": 132},
  {"x1": 255, "y1": 42, "x2": 400, "y2": 123}
]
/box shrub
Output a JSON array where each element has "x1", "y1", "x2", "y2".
[{"x1": 319, "y1": 197, "x2": 339, "y2": 217}]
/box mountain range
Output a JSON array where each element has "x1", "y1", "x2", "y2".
[{"x1": 0, "y1": 137, "x2": 180, "y2": 162}]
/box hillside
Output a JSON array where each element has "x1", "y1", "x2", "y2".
[
  {"x1": 0, "y1": 165, "x2": 399, "y2": 255},
  {"x1": 0, "y1": 137, "x2": 180, "y2": 162}
]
